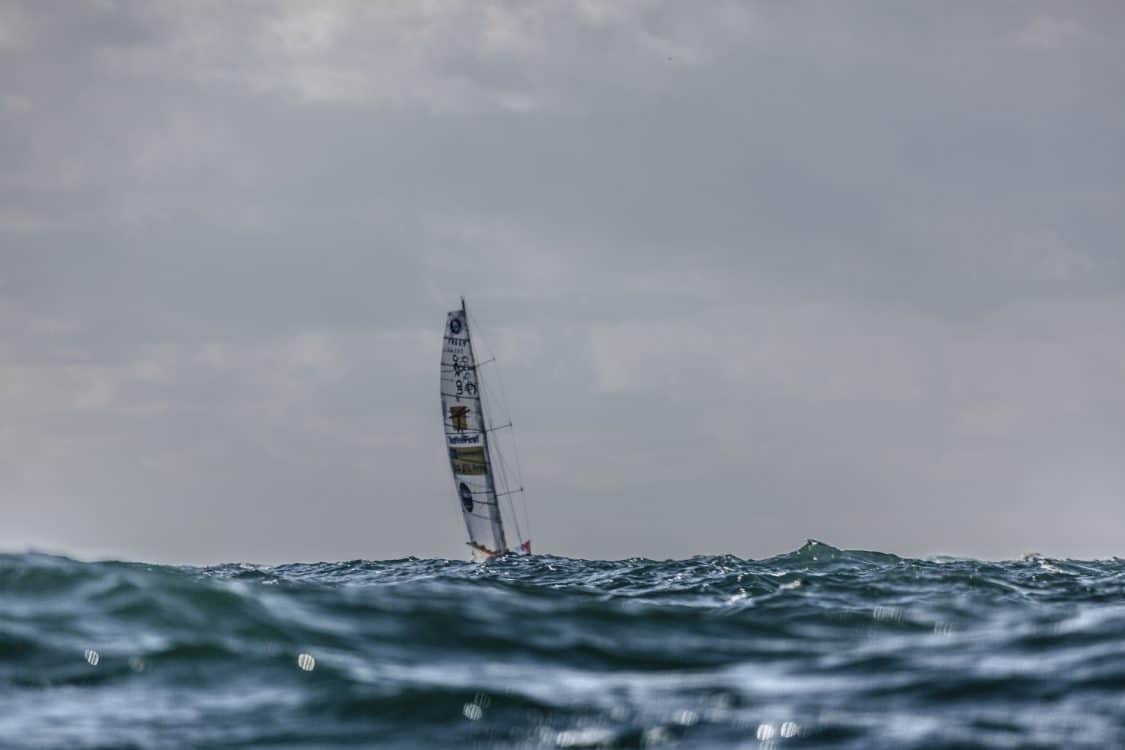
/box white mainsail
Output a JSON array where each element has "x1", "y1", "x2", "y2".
[{"x1": 441, "y1": 299, "x2": 531, "y2": 559}]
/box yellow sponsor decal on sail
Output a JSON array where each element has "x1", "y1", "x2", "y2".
[
  {"x1": 449, "y1": 405, "x2": 470, "y2": 432},
  {"x1": 450, "y1": 446, "x2": 487, "y2": 475}
]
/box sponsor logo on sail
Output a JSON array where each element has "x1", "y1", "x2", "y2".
[
  {"x1": 449, "y1": 405, "x2": 470, "y2": 432},
  {"x1": 449, "y1": 317, "x2": 462, "y2": 335},
  {"x1": 449, "y1": 446, "x2": 487, "y2": 475}
]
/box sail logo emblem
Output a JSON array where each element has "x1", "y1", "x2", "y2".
[
  {"x1": 449, "y1": 446, "x2": 486, "y2": 475},
  {"x1": 449, "y1": 405, "x2": 470, "y2": 432},
  {"x1": 449, "y1": 317, "x2": 463, "y2": 335}
]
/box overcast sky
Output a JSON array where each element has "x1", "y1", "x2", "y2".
[{"x1": 2, "y1": 1, "x2": 1123, "y2": 563}]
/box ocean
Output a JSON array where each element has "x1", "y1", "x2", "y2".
[{"x1": 2, "y1": 540, "x2": 1123, "y2": 749}]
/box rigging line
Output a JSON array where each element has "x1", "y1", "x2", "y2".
[
  {"x1": 478, "y1": 374, "x2": 507, "y2": 476},
  {"x1": 504, "y1": 490, "x2": 523, "y2": 546},
  {"x1": 481, "y1": 374, "x2": 525, "y2": 546},
  {"x1": 482, "y1": 372, "x2": 530, "y2": 544},
  {"x1": 495, "y1": 454, "x2": 523, "y2": 546},
  {"x1": 467, "y1": 306, "x2": 530, "y2": 547},
  {"x1": 452, "y1": 479, "x2": 517, "y2": 495},
  {"x1": 450, "y1": 488, "x2": 498, "y2": 504},
  {"x1": 461, "y1": 487, "x2": 510, "y2": 497},
  {"x1": 487, "y1": 412, "x2": 520, "y2": 544},
  {"x1": 472, "y1": 320, "x2": 531, "y2": 543},
  {"x1": 439, "y1": 392, "x2": 481, "y2": 400},
  {"x1": 493, "y1": 406, "x2": 526, "y2": 545},
  {"x1": 471, "y1": 327, "x2": 523, "y2": 547},
  {"x1": 441, "y1": 421, "x2": 513, "y2": 435},
  {"x1": 490, "y1": 419, "x2": 514, "y2": 495},
  {"x1": 440, "y1": 357, "x2": 494, "y2": 372}
]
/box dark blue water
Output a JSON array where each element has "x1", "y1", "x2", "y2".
[{"x1": 3, "y1": 540, "x2": 1124, "y2": 748}]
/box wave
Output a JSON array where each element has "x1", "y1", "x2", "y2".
[{"x1": 3, "y1": 542, "x2": 1125, "y2": 748}]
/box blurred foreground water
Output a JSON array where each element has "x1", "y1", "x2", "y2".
[{"x1": 3, "y1": 540, "x2": 1125, "y2": 748}]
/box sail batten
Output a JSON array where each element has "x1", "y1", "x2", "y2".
[{"x1": 440, "y1": 300, "x2": 529, "y2": 559}]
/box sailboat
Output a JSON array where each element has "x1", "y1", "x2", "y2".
[{"x1": 441, "y1": 298, "x2": 532, "y2": 560}]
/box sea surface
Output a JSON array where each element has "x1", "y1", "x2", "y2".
[{"x1": 2, "y1": 541, "x2": 1124, "y2": 749}]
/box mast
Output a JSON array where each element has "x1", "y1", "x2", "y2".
[{"x1": 461, "y1": 300, "x2": 509, "y2": 553}]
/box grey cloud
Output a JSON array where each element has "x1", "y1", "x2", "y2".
[{"x1": 2, "y1": 1, "x2": 1124, "y2": 562}]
